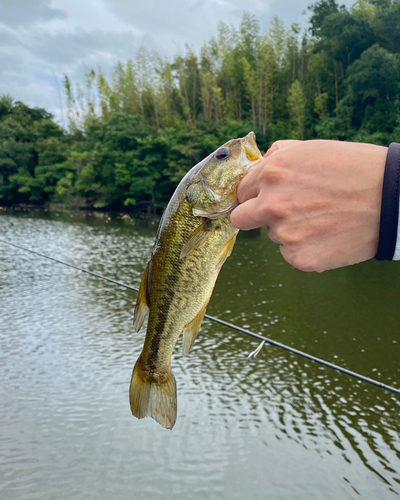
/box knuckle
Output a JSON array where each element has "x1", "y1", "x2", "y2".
[
  {"x1": 273, "y1": 225, "x2": 301, "y2": 246},
  {"x1": 284, "y1": 230, "x2": 301, "y2": 247},
  {"x1": 262, "y1": 158, "x2": 288, "y2": 184},
  {"x1": 273, "y1": 225, "x2": 286, "y2": 243},
  {"x1": 268, "y1": 150, "x2": 289, "y2": 171},
  {"x1": 257, "y1": 199, "x2": 272, "y2": 220},
  {"x1": 287, "y1": 253, "x2": 316, "y2": 272},
  {"x1": 281, "y1": 245, "x2": 318, "y2": 272},
  {"x1": 263, "y1": 166, "x2": 283, "y2": 184},
  {"x1": 267, "y1": 197, "x2": 293, "y2": 220}
]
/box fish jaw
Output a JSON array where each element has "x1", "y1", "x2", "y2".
[{"x1": 241, "y1": 131, "x2": 262, "y2": 171}]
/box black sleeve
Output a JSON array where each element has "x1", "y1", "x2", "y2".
[{"x1": 375, "y1": 143, "x2": 400, "y2": 261}]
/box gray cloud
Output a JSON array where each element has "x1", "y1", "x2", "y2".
[
  {"x1": 103, "y1": 0, "x2": 270, "y2": 52},
  {"x1": 0, "y1": 26, "x2": 20, "y2": 46},
  {"x1": 0, "y1": 0, "x2": 67, "y2": 28},
  {"x1": 29, "y1": 29, "x2": 150, "y2": 66}
]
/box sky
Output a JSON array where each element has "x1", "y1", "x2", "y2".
[{"x1": 0, "y1": 0, "x2": 354, "y2": 126}]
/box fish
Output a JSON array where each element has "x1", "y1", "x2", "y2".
[{"x1": 129, "y1": 132, "x2": 262, "y2": 429}]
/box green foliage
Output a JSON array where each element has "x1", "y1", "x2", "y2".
[
  {"x1": 287, "y1": 80, "x2": 306, "y2": 139},
  {"x1": 345, "y1": 44, "x2": 399, "y2": 135},
  {"x1": 1, "y1": 1, "x2": 399, "y2": 210},
  {"x1": 0, "y1": 95, "x2": 59, "y2": 203}
]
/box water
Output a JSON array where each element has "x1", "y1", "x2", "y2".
[{"x1": 0, "y1": 207, "x2": 399, "y2": 500}]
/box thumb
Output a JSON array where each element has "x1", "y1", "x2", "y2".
[{"x1": 264, "y1": 139, "x2": 302, "y2": 158}]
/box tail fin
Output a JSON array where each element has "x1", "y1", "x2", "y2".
[{"x1": 129, "y1": 356, "x2": 177, "y2": 430}]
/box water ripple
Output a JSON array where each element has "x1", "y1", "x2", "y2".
[{"x1": 0, "y1": 209, "x2": 399, "y2": 500}]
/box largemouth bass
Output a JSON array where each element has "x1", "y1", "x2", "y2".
[{"x1": 129, "y1": 132, "x2": 262, "y2": 429}]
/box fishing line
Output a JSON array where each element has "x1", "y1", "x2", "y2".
[{"x1": 1, "y1": 238, "x2": 399, "y2": 397}]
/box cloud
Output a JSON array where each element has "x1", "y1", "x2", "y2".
[
  {"x1": 0, "y1": 26, "x2": 20, "y2": 46},
  {"x1": 102, "y1": 0, "x2": 272, "y2": 54},
  {"x1": 30, "y1": 29, "x2": 151, "y2": 67},
  {"x1": 0, "y1": 0, "x2": 67, "y2": 28}
]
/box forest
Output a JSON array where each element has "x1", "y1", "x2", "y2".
[{"x1": 1, "y1": 0, "x2": 399, "y2": 212}]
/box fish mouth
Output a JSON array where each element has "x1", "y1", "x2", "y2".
[{"x1": 241, "y1": 132, "x2": 262, "y2": 170}]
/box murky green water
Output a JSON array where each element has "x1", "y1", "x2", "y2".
[{"x1": 0, "y1": 207, "x2": 399, "y2": 500}]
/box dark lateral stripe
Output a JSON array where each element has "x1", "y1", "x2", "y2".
[
  {"x1": 147, "y1": 274, "x2": 176, "y2": 371},
  {"x1": 376, "y1": 143, "x2": 400, "y2": 261}
]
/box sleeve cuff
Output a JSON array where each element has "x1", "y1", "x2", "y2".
[
  {"x1": 375, "y1": 143, "x2": 400, "y2": 261},
  {"x1": 393, "y1": 191, "x2": 400, "y2": 260}
]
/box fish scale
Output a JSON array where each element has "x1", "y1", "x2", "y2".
[{"x1": 144, "y1": 201, "x2": 230, "y2": 370}]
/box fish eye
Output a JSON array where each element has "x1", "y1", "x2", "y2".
[{"x1": 215, "y1": 148, "x2": 230, "y2": 160}]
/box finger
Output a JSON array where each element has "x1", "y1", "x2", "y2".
[
  {"x1": 279, "y1": 245, "x2": 292, "y2": 266},
  {"x1": 279, "y1": 245, "x2": 317, "y2": 273},
  {"x1": 230, "y1": 196, "x2": 268, "y2": 231},
  {"x1": 263, "y1": 139, "x2": 302, "y2": 160},
  {"x1": 271, "y1": 140, "x2": 302, "y2": 150},
  {"x1": 237, "y1": 161, "x2": 263, "y2": 203},
  {"x1": 266, "y1": 227, "x2": 282, "y2": 245}
]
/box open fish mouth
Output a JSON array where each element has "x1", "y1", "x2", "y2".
[{"x1": 241, "y1": 131, "x2": 262, "y2": 170}]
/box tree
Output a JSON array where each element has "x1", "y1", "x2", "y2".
[
  {"x1": 287, "y1": 80, "x2": 306, "y2": 138},
  {"x1": 345, "y1": 43, "x2": 400, "y2": 139}
]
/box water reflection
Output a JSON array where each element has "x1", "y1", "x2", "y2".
[{"x1": 0, "y1": 207, "x2": 399, "y2": 500}]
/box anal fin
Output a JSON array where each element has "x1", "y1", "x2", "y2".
[
  {"x1": 182, "y1": 300, "x2": 209, "y2": 355},
  {"x1": 133, "y1": 261, "x2": 151, "y2": 332}
]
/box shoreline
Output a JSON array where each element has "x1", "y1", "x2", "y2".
[{"x1": 0, "y1": 203, "x2": 162, "y2": 221}]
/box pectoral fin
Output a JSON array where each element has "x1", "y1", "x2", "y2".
[
  {"x1": 182, "y1": 300, "x2": 209, "y2": 355},
  {"x1": 133, "y1": 261, "x2": 150, "y2": 332},
  {"x1": 180, "y1": 221, "x2": 215, "y2": 259},
  {"x1": 216, "y1": 233, "x2": 237, "y2": 270}
]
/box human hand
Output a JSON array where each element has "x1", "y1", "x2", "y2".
[{"x1": 231, "y1": 140, "x2": 387, "y2": 272}]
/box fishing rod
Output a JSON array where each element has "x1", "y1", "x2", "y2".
[{"x1": 1, "y1": 238, "x2": 399, "y2": 397}]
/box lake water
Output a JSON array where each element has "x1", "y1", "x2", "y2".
[{"x1": 0, "y1": 207, "x2": 399, "y2": 500}]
